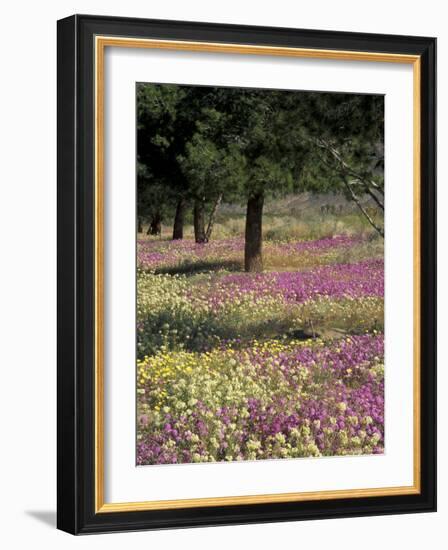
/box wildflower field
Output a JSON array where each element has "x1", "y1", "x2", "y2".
[{"x1": 136, "y1": 217, "x2": 385, "y2": 465}]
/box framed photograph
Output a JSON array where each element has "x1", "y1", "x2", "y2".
[{"x1": 57, "y1": 14, "x2": 436, "y2": 534}]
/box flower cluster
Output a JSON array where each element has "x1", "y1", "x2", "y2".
[
  {"x1": 137, "y1": 235, "x2": 379, "y2": 272},
  {"x1": 202, "y1": 259, "x2": 383, "y2": 310},
  {"x1": 137, "y1": 335, "x2": 384, "y2": 464},
  {"x1": 136, "y1": 234, "x2": 384, "y2": 465}
]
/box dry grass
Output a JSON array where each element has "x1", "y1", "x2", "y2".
[{"x1": 138, "y1": 196, "x2": 383, "y2": 245}]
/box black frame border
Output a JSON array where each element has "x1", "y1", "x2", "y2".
[{"x1": 57, "y1": 14, "x2": 436, "y2": 534}]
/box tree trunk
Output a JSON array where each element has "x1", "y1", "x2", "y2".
[
  {"x1": 205, "y1": 193, "x2": 223, "y2": 242},
  {"x1": 147, "y1": 212, "x2": 162, "y2": 236},
  {"x1": 193, "y1": 200, "x2": 206, "y2": 243},
  {"x1": 172, "y1": 198, "x2": 185, "y2": 240},
  {"x1": 137, "y1": 217, "x2": 143, "y2": 233},
  {"x1": 244, "y1": 192, "x2": 264, "y2": 272}
]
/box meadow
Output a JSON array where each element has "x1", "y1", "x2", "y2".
[{"x1": 136, "y1": 199, "x2": 384, "y2": 465}]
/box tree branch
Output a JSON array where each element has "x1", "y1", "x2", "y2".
[
  {"x1": 342, "y1": 177, "x2": 384, "y2": 237},
  {"x1": 349, "y1": 179, "x2": 384, "y2": 210},
  {"x1": 315, "y1": 138, "x2": 384, "y2": 202}
]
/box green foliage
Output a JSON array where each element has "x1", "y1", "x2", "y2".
[
  {"x1": 137, "y1": 83, "x2": 194, "y2": 223},
  {"x1": 137, "y1": 83, "x2": 384, "y2": 239},
  {"x1": 296, "y1": 93, "x2": 384, "y2": 205},
  {"x1": 178, "y1": 135, "x2": 247, "y2": 205}
]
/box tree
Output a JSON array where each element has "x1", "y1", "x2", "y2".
[
  {"x1": 297, "y1": 93, "x2": 384, "y2": 236},
  {"x1": 137, "y1": 83, "x2": 195, "y2": 240},
  {"x1": 179, "y1": 125, "x2": 247, "y2": 242},
  {"x1": 138, "y1": 84, "x2": 236, "y2": 242},
  {"x1": 175, "y1": 92, "x2": 246, "y2": 243},
  {"x1": 214, "y1": 88, "x2": 307, "y2": 271},
  {"x1": 137, "y1": 83, "x2": 384, "y2": 264},
  {"x1": 222, "y1": 89, "x2": 384, "y2": 268},
  {"x1": 172, "y1": 197, "x2": 186, "y2": 240},
  {"x1": 137, "y1": 162, "x2": 169, "y2": 236}
]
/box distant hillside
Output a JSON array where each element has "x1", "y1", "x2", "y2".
[{"x1": 219, "y1": 192, "x2": 378, "y2": 218}]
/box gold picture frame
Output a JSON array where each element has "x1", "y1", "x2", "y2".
[{"x1": 58, "y1": 14, "x2": 436, "y2": 534}]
